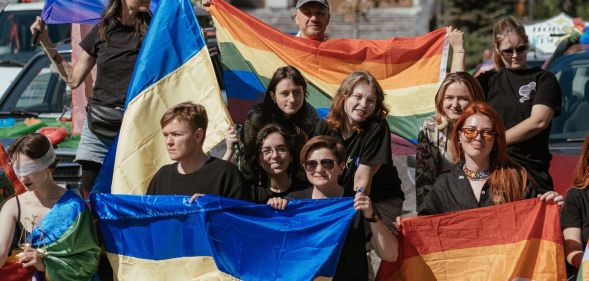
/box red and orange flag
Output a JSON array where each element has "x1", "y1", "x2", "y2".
[{"x1": 377, "y1": 198, "x2": 566, "y2": 281}]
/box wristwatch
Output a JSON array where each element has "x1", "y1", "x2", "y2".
[{"x1": 366, "y1": 211, "x2": 381, "y2": 223}]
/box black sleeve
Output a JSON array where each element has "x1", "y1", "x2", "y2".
[
  {"x1": 221, "y1": 163, "x2": 250, "y2": 201},
  {"x1": 534, "y1": 71, "x2": 562, "y2": 116},
  {"x1": 145, "y1": 168, "x2": 163, "y2": 195},
  {"x1": 476, "y1": 70, "x2": 495, "y2": 99},
  {"x1": 79, "y1": 25, "x2": 101, "y2": 58},
  {"x1": 310, "y1": 119, "x2": 330, "y2": 138},
  {"x1": 561, "y1": 188, "x2": 583, "y2": 229},
  {"x1": 417, "y1": 177, "x2": 447, "y2": 215},
  {"x1": 360, "y1": 120, "x2": 392, "y2": 166}
]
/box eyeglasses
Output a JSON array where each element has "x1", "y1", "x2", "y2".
[
  {"x1": 304, "y1": 159, "x2": 335, "y2": 172},
  {"x1": 260, "y1": 145, "x2": 289, "y2": 158},
  {"x1": 500, "y1": 44, "x2": 528, "y2": 57},
  {"x1": 461, "y1": 127, "x2": 495, "y2": 142}
]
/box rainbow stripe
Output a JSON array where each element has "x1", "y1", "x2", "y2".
[
  {"x1": 377, "y1": 199, "x2": 566, "y2": 280},
  {"x1": 577, "y1": 242, "x2": 589, "y2": 280},
  {"x1": 210, "y1": 0, "x2": 448, "y2": 142},
  {"x1": 93, "y1": 193, "x2": 356, "y2": 280}
]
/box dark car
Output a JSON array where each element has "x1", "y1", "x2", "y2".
[{"x1": 546, "y1": 44, "x2": 589, "y2": 194}]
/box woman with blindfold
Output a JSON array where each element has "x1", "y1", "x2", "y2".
[
  {"x1": 418, "y1": 103, "x2": 563, "y2": 215},
  {"x1": 455, "y1": 17, "x2": 562, "y2": 194},
  {"x1": 0, "y1": 133, "x2": 100, "y2": 280},
  {"x1": 268, "y1": 135, "x2": 399, "y2": 281}
]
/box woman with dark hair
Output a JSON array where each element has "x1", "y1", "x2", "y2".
[
  {"x1": 419, "y1": 102, "x2": 562, "y2": 215},
  {"x1": 223, "y1": 65, "x2": 318, "y2": 174},
  {"x1": 312, "y1": 70, "x2": 403, "y2": 228},
  {"x1": 0, "y1": 133, "x2": 100, "y2": 280},
  {"x1": 249, "y1": 124, "x2": 308, "y2": 203},
  {"x1": 416, "y1": 72, "x2": 485, "y2": 206},
  {"x1": 30, "y1": 0, "x2": 152, "y2": 196},
  {"x1": 560, "y1": 133, "x2": 589, "y2": 276},
  {"x1": 455, "y1": 17, "x2": 561, "y2": 194},
  {"x1": 268, "y1": 135, "x2": 399, "y2": 281}
]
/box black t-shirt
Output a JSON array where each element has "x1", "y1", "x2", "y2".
[
  {"x1": 477, "y1": 67, "x2": 562, "y2": 192},
  {"x1": 561, "y1": 187, "x2": 589, "y2": 250},
  {"x1": 418, "y1": 163, "x2": 495, "y2": 215},
  {"x1": 146, "y1": 157, "x2": 249, "y2": 200},
  {"x1": 312, "y1": 119, "x2": 404, "y2": 202},
  {"x1": 80, "y1": 24, "x2": 142, "y2": 107},
  {"x1": 286, "y1": 187, "x2": 370, "y2": 281},
  {"x1": 251, "y1": 177, "x2": 310, "y2": 203}
]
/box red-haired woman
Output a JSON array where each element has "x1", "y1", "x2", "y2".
[
  {"x1": 312, "y1": 70, "x2": 404, "y2": 227},
  {"x1": 560, "y1": 133, "x2": 589, "y2": 275},
  {"x1": 418, "y1": 102, "x2": 562, "y2": 215}
]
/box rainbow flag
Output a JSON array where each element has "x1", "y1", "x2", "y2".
[
  {"x1": 377, "y1": 198, "x2": 566, "y2": 281},
  {"x1": 577, "y1": 242, "x2": 589, "y2": 280},
  {"x1": 92, "y1": 0, "x2": 231, "y2": 195},
  {"x1": 92, "y1": 193, "x2": 356, "y2": 280},
  {"x1": 210, "y1": 0, "x2": 448, "y2": 142}
]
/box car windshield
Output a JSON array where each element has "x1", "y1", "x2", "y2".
[
  {"x1": 0, "y1": 9, "x2": 70, "y2": 64},
  {"x1": 550, "y1": 59, "x2": 589, "y2": 142}
]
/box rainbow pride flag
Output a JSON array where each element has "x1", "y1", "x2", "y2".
[
  {"x1": 210, "y1": 0, "x2": 448, "y2": 142},
  {"x1": 377, "y1": 198, "x2": 566, "y2": 281},
  {"x1": 92, "y1": 193, "x2": 356, "y2": 280},
  {"x1": 92, "y1": 0, "x2": 231, "y2": 195},
  {"x1": 577, "y1": 242, "x2": 589, "y2": 280}
]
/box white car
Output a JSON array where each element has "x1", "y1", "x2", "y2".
[{"x1": 0, "y1": 1, "x2": 70, "y2": 97}]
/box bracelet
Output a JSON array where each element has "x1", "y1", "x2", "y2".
[
  {"x1": 366, "y1": 211, "x2": 380, "y2": 223},
  {"x1": 454, "y1": 50, "x2": 466, "y2": 53}
]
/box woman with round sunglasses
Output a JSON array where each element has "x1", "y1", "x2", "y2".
[
  {"x1": 248, "y1": 124, "x2": 309, "y2": 203},
  {"x1": 455, "y1": 17, "x2": 561, "y2": 194},
  {"x1": 560, "y1": 133, "x2": 589, "y2": 277},
  {"x1": 418, "y1": 103, "x2": 563, "y2": 215},
  {"x1": 416, "y1": 72, "x2": 485, "y2": 207},
  {"x1": 267, "y1": 135, "x2": 399, "y2": 281},
  {"x1": 0, "y1": 133, "x2": 100, "y2": 280},
  {"x1": 223, "y1": 66, "x2": 319, "y2": 166},
  {"x1": 312, "y1": 71, "x2": 403, "y2": 229}
]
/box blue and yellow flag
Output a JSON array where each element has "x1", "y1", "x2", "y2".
[{"x1": 93, "y1": 193, "x2": 356, "y2": 280}]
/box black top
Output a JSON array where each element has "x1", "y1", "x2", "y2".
[
  {"x1": 287, "y1": 187, "x2": 370, "y2": 281},
  {"x1": 561, "y1": 187, "x2": 589, "y2": 250},
  {"x1": 418, "y1": 163, "x2": 494, "y2": 215},
  {"x1": 312, "y1": 119, "x2": 404, "y2": 202},
  {"x1": 251, "y1": 177, "x2": 309, "y2": 203},
  {"x1": 477, "y1": 67, "x2": 562, "y2": 193},
  {"x1": 80, "y1": 24, "x2": 142, "y2": 107},
  {"x1": 146, "y1": 157, "x2": 249, "y2": 200}
]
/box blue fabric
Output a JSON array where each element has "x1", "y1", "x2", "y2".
[
  {"x1": 223, "y1": 69, "x2": 266, "y2": 100},
  {"x1": 41, "y1": 0, "x2": 159, "y2": 24},
  {"x1": 31, "y1": 190, "x2": 86, "y2": 247},
  {"x1": 91, "y1": 193, "x2": 356, "y2": 279}
]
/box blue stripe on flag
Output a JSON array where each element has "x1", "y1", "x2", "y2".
[
  {"x1": 41, "y1": 0, "x2": 159, "y2": 24},
  {"x1": 223, "y1": 70, "x2": 265, "y2": 100}
]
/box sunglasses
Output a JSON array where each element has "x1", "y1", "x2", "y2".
[
  {"x1": 304, "y1": 159, "x2": 335, "y2": 172},
  {"x1": 461, "y1": 127, "x2": 495, "y2": 142},
  {"x1": 500, "y1": 44, "x2": 528, "y2": 57}
]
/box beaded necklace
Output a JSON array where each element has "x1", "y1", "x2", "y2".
[{"x1": 463, "y1": 164, "x2": 490, "y2": 181}]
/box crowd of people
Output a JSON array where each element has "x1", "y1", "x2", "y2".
[{"x1": 0, "y1": 0, "x2": 588, "y2": 280}]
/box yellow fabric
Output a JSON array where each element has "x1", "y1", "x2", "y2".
[
  {"x1": 392, "y1": 238, "x2": 566, "y2": 281},
  {"x1": 111, "y1": 49, "x2": 231, "y2": 194}
]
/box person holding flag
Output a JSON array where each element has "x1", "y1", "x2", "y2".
[
  {"x1": 0, "y1": 133, "x2": 100, "y2": 280},
  {"x1": 30, "y1": 0, "x2": 152, "y2": 197}
]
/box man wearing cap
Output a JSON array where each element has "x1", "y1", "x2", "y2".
[{"x1": 294, "y1": 0, "x2": 330, "y2": 41}]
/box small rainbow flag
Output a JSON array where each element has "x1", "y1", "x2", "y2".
[
  {"x1": 377, "y1": 198, "x2": 566, "y2": 281},
  {"x1": 210, "y1": 0, "x2": 448, "y2": 142},
  {"x1": 577, "y1": 241, "x2": 589, "y2": 280}
]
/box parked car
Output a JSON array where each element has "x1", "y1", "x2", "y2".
[
  {"x1": 0, "y1": 1, "x2": 70, "y2": 96},
  {"x1": 546, "y1": 43, "x2": 589, "y2": 195}
]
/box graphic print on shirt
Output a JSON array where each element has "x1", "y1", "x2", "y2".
[{"x1": 518, "y1": 81, "x2": 536, "y2": 103}]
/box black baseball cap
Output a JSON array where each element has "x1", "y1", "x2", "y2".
[{"x1": 296, "y1": 0, "x2": 329, "y2": 9}]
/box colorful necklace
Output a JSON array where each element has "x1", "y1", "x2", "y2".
[{"x1": 463, "y1": 164, "x2": 490, "y2": 181}]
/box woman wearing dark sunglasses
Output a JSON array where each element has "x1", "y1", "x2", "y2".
[
  {"x1": 560, "y1": 133, "x2": 589, "y2": 277},
  {"x1": 268, "y1": 135, "x2": 399, "y2": 281},
  {"x1": 418, "y1": 102, "x2": 563, "y2": 215},
  {"x1": 454, "y1": 17, "x2": 562, "y2": 194},
  {"x1": 249, "y1": 124, "x2": 308, "y2": 204}
]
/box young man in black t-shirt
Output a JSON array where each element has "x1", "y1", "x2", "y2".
[{"x1": 146, "y1": 102, "x2": 248, "y2": 200}]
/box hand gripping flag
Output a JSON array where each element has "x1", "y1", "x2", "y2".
[
  {"x1": 209, "y1": 0, "x2": 448, "y2": 142},
  {"x1": 377, "y1": 198, "x2": 566, "y2": 281}
]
